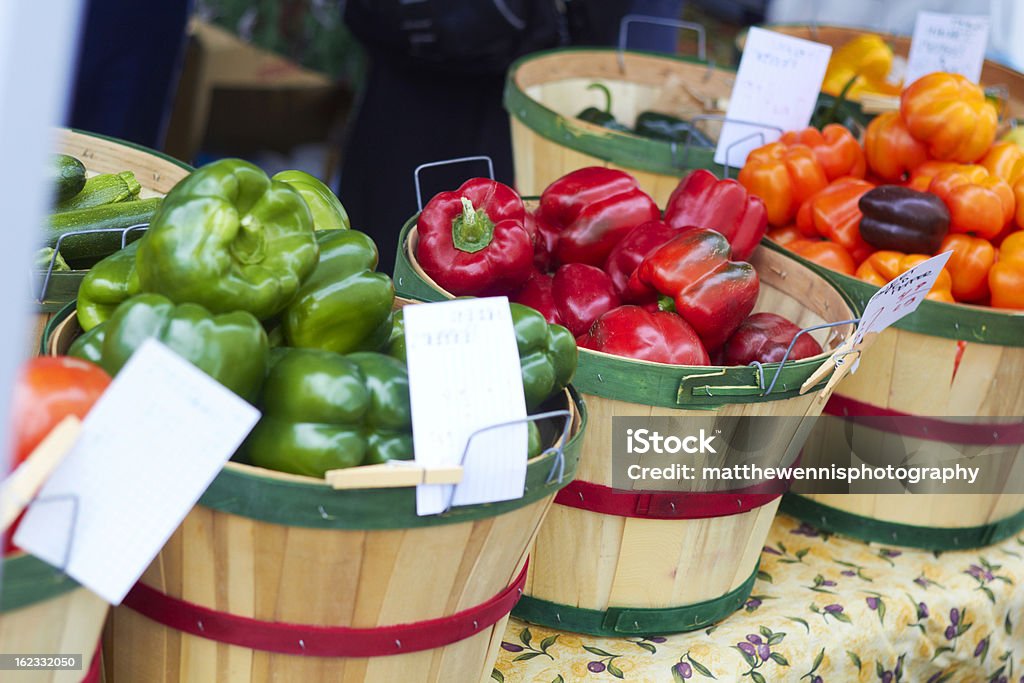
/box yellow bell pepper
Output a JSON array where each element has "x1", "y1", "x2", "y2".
[{"x1": 821, "y1": 34, "x2": 901, "y2": 100}]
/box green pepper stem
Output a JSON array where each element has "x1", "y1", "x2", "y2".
[
  {"x1": 587, "y1": 82, "x2": 614, "y2": 115},
  {"x1": 657, "y1": 295, "x2": 676, "y2": 313},
  {"x1": 451, "y1": 197, "x2": 496, "y2": 254},
  {"x1": 824, "y1": 73, "x2": 859, "y2": 127}
]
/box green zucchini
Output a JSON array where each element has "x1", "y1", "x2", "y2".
[
  {"x1": 53, "y1": 154, "x2": 87, "y2": 202},
  {"x1": 55, "y1": 171, "x2": 142, "y2": 212},
  {"x1": 45, "y1": 197, "x2": 162, "y2": 266},
  {"x1": 34, "y1": 247, "x2": 70, "y2": 272}
]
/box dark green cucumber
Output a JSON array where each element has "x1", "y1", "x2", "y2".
[
  {"x1": 54, "y1": 171, "x2": 142, "y2": 212},
  {"x1": 45, "y1": 197, "x2": 161, "y2": 266},
  {"x1": 53, "y1": 154, "x2": 87, "y2": 202}
]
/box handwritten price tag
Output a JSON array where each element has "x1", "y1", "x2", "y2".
[
  {"x1": 403, "y1": 298, "x2": 528, "y2": 516},
  {"x1": 905, "y1": 11, "x2": 990, "y2": 85},
  {"x1": 715, "y1": 27, "x2": 832, "y2": 167},
  {"x1": 854, "y1": 251, "x2": 954, "y2": 350}
]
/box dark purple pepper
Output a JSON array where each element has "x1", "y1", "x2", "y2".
[
  {"x1": 858, "y1": 185, "x2": 950, "y2": 253},
  {"x1": 738, "y1": 642, "x2": 757, "y2": 657},
  {"x1": 673, "y1": 662, "x2": 693, "y2": 679},
  {"x1": 866, "y1": 597, "x2": 880, "y2": 610},
  {"x1": 950, "y1": 608, "x2": 960, "y2": 625},
  {"x1": 588, "y1": 661, "x2": 606, "y2": 673},
  {"x1": 500, "y1": 642, "x2": 524, "y2": 652}
]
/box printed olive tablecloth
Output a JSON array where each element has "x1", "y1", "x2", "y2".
[{"x1": 495, "y1": 514, "x2": 1024, "y2": 683}]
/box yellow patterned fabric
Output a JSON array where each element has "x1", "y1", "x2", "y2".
[{"x1": 495, "y1": 514, "x2": 1024, "y2": 683}]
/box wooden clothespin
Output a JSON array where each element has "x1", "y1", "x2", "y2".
[
  {"x1": 325, "y1": 462, "x2": 463, "y2": 490},
  {"x1": 799, "y1": 332, "x2": 878, "y2": 399},
  {"x1": 0, "y1": 416, "x2": 82, "y2": 532}
]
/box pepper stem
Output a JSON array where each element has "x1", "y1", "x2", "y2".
[
  {"x1": 587, "y1": 82, "x2": 614, "y2": 114},
  {"x1": 451, "y1": 197, "x2": 496, "y2": 254},
  {"x1": 231, "y1": 214, "x2": 268, "y2": 265},
  {"x1": 657, "y1": 295, "x2": 676, "y2": 313}
]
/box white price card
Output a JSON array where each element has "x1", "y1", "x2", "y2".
[
  {"x1": 715, "y1": 27, "x2": 832, "y2": 167},
  {"x1": 404, "y1": 297, "x2": 528, "y2": 516},
  {"x1": 851, "y1": 251, "x2": 954, "y2": 370},
  {"x1": 14, "y1": 339, "x2": 260, "y2": 604},
  {"x1": 905, "y1": 11, "x2": 990, "y2": 86}
]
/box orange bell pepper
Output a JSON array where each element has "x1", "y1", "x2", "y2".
[
  {"x1": 900, "y1": 73, "x2": 998, "y2": 163},
  {"x1": 939, "y1": 234, "x2": 996, "y2": 302},
  {"x1": 1015, "y1": 171, "x2": 1024, "y2": 230},
  {"x1": 779, "y1": 124, "x2": 866, "y2": 181},
  {"x1": 928, "y1": 165, "x2": 1015, "y2": 239},
  {"x1": 905, "y1": 160, "x2": 962, "y2": 193},
  {"x1": 766, "y1": 225, "x2": 801, "y2": 246},
  {"x1": 738, "y1": 142, "x2": 829, "y2": 227},
  {"x1": 856, "y1": 251, "x2": 955, "y2": 303},
  {"x1": 795, "y1": 177, "x2": 875, "y2": 263},
  {"x1": 981, "y1": 141, "x2": 1024, "y2": 184},
  {"x1": 864, "y1": 111, "x2": 930, "y2": 183},
  {"x1": 788, "y1": 238, "x2": 857, "y2": 276},
  {"x1": 990, "y1": 231, "x2": 1024, "y2": 309}
]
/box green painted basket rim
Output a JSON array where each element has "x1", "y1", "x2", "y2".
[
  {"x1": 764, "y1": 241, "x2": 1024, "y2": 346},
  {"x1": 0, "y1": 553, "x2": 79, "y2": 613},
  {"x1": 780, "y1": 493, "x2": 1024, "y2": 551},
  {"x1": 394, "y1": 216, "x2": 857, "y2": 409},
  {"x1": 42, "y1": 304, "x2": 587, "y2": 529},
  {"x1": 513, "y1": 562, "x2": 758, "y2": 636},
  {"x1": 504, "y1": 47, "x2": 867, "y2": 180}
]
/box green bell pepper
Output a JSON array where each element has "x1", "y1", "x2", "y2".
[
  {"x1": 77, "y1": 242, "x2": 141, "y2": 331},
  {"x1": 96, "y1": 293, "x2": 269, "y2": 401},
  {"x1": 282, "y1": 229, "x2": 395, "y2": 354},
  {"x1": 272, "y1": 170, "x2": 350, "y2": 231},
  {"x1": 69, "y1": 323, "x2": 106, "y2": 365},
  {"x1": 576, "y1": 83, "x2": 630, "y2": 132},
  {"x1": 136, "y1": 158, "x2": 319, "y2": 321},
  {"x1": 245, "y1": 348, "x2": 413, "y2": 476},
  {"x1": 633, "y1": 112, "x2": 715, "y2": 148},
  {"x1": 388, "y1": 301, "x2": 576, "y2": 411}
]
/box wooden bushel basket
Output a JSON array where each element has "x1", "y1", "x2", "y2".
[
  {"x1": 394, "y1": 222, "x2": 857, "y2": 635},
  {"x1": 504, "y1": 48, "x2": 739, "y2": 206},
  {"x1": 0, "y1": 554, "x2": 107, "y2": 682},
  {"x1": 44, "y1": 304, "x2": 586, "y2": 683},
  {"x1": 32, "y1": 129, "x2": 192, "y2": 353},
  {"x1": 777, "y1": 264, "x2": 1024, "y2": 550}
]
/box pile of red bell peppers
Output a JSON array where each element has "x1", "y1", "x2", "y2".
[{"x1": 416, "y1": 167, "x2": 823, "y2": 366}]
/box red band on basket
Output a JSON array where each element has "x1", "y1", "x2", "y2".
[
  {"x1": 554, "y1": 480, "x2": 783, "y2": 519},
  {"x1": 80, "y1": 642, "x2": 102, "y2": 683},
  {"x1": 121, "y1": 562, "x2": 528, "y2": 658},
  {"x1": 825, "y1": 394, "x2": 1024, "y2": 445}
]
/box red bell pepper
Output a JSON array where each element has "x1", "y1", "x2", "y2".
[
  {"x1": 663, "y1": 169, "x2": 768, "y2": 261},
  {"x1": 527, "y1": 209, "x2": 560, "y2": 272},
  {"x1": 627, "y1": 228, "x2": 760, "y2": 351},
  {"x1": 551, "y1": 263, "x2": 620, "y2": 336},
  {"x1": 577, "y1": 305, "x2": 709, "y2": 365},
  {"x1": 722, "y1": 312, "x2": 823, "y2": 365},
  {"x1": 512, "y1": 271, "x2": 558, "y2": 324},
  {"x1": 539, "y1": 167, "x2": 660, "y2": 267},
  {"x1": 603, "y1": 219, "x2": 678, "y2": 297},
  {"x1": 416, "y1": 178, "x2": 533, "y2": 296},
  {"x1": 514, "y1": 265, "x2": 620, "y2": 336}
]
